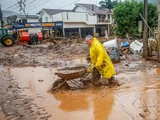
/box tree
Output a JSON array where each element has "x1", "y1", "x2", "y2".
[
  {"x1": 99, "y1": 0, "x2": 118, "y2": 11},
  {"x1": 137, "y1": 2, "x2": 158, "y2": 27},
  {"x1": 113, "y1": 0, "x2": 140, "y2": 37},
  {"x1": 148, "y1": 3, "x2": 158, "y2": 27},
  {"x1": 113, "y1": 0, "x2": 158, "y2": 37}
]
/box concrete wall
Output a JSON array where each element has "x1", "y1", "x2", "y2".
[
  {"x1": 61, "y1": 12, "x2": 97, "y2": 25},
  {"x1": 63, "y1": 22, "x2": 95, "y2": 28},
  {"x1": 52, "y1": 13, "x2": 63, "y2": 21},
  {"x1": 88, "y1": 15, "x2": 97, "y2": 24},
  {"x1": 27, "y1": 18, "x2": 39, "y2": 22},
  {"x1": 41, "y1": 11, "x2": 53, "y2": 22},
  {"x1": 62, "y1": 12, "x2": 86, "y2": 23},
  {"x1": 52, "y1": 12, "x2": 112, "y2": 25}
]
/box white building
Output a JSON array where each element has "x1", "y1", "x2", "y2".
[
  {"x1": 16, "y1": 15, "x2": 41, "y2": 33},
  {"x1": 39, "y1": 3, "x2": 114, "y2": 38}
]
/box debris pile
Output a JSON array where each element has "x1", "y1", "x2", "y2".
[
  {"x1": 102, "y1": 37, "x2": 159, "y2": 63},
  {"x1": 0, "y1": 42, "x2": 88, "y2": 67}
]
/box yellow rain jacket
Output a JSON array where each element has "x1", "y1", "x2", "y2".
[{"x1": 90, "y1": 38, "x2": 116, "y2": 79}]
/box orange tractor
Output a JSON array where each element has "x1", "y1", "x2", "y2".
[{"x1": 15, "y1": 30, "x2": 43, "y2": 45}]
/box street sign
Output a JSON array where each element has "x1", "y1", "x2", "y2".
[{"x1": 10, "y1": 21, "x2": 63, "y2": 29}]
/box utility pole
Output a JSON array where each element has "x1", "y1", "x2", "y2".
[
  {"x1": 158, "y1": 0, "x2": 160, "y2": 58},
  {"x1": 143, "y1": 0, "x2": 148, "y2": 58},
  {"x1": 0, "y1": 4, "x2": 3, "y2": 28},
  {"x1": 18, "y1": 0, "x2": 27, "y2": 16}
]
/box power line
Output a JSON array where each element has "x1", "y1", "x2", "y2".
[
  {"x1": 26, "y1": 0, "x2": 50, "y2": 12},
  {"x1": 4, "y1": 3, "x2": 17, "y2": 10},
  {"x1": 3, "y1": 0, "x2": 37, "y2": 14},
  {"x1": 8, "y1": 0, "x2": 29, "y2": 11},
  {"x1": 18, "y1": 0, "x2": 28, "y2": 16},
  {"x1": 27, "y1": 0, "x2": 80, "y2": 13},
  {"x1": 26, "y1": 0, "x2": 37, "y2": 6},
  {"x1": 3, "y1": 0, "x2": 29, "y2": 10},
  {"x1": 1, "y1": 0, "x2": 17, "y2": 8},
  {"x1": 26, "y1": 0, "x2": 43, "y2": 9},
  {"x1": 58, "y1": 0, "x2": 80, "y2": 9}
]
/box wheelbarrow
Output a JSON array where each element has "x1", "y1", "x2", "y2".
[{"x1": 52, "y1": 66, "x2": 88, "y2": 90}]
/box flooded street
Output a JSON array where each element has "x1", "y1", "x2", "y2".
[
  {"x1": 2, "y1": 66, "x2": 159, "y2": 120},
  {"x1": 0, "y1": 44, "x2": 160, "y2": 120}
]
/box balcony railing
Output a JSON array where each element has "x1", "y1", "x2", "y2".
[{"x1": 97, "y1": 18, "x2": 111, "y2": 23}]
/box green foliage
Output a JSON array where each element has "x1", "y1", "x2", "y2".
[
  {"x1": 99, "y1": 0, "x2": 118, "y2": 10},
  {"x1": 113, "y1": 0, "x2": 158, "y2": 37},
  {"x1": 113, "y1": 0, "x2": 139, "y2": 37},
  {"x1": 137, "y1": 2, "x2": 158, "y2": 27}
]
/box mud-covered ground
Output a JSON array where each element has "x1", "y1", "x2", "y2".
[
  {"x1": 0, "y1": 40, "x2": 160, "y2": 120},
  {"x1": 0, "y1": 41, "x2": 89, "y2": 67}
]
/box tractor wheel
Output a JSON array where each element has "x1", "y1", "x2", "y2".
[
  {"x1": 52, "y1": 79, "x2": 69, "y2": 90},
  {"x1": 1, "y1": 36, "x2": 14, "y2": 47}
]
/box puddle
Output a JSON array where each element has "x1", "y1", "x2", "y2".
[{"x1": 4, "y1": 67, "x2": 160, "y2": 120}]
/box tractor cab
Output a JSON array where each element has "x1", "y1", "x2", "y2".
[
  {"x1": 0, "y1": 28, "x2": 15, "y2": 46},
  {"x1": 0, "y1": 28, "x2": 8, "y2": 35}
]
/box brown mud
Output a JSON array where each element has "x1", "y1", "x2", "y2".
[
  {"x1": 0, "y1": 67, "x2": 159, "y2": 120},
  {"x1": 0, "y1": 42, "x2": 159, "y2": 120}
]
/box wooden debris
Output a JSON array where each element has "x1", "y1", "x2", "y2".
[
  {"x1": 23, "y1": 44, "x2": 48, "y2": 49},
  {"x1": 143, "y1": 108, "x2": 148, "y2": 112},
  {"x1": 23, "y1": 44, "x2": 33, "y2": 48},
  {"x1": 146, "y1": 57, "x2": 160, "y2": 62},
  {"x1": 139, "y1": 113, "x2": 145, "y2": 118}
]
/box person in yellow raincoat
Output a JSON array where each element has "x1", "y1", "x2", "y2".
[{"x1": 85, "y1": 35, "x2": 116, "y2": 84}]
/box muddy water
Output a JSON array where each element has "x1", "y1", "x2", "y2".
[{"x1": 6, "y1": 67, "x2": 160, "y2": 120}]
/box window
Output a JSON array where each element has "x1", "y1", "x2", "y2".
[
  {"x1": 98, "y1": 14, "x2": 105, "y2": 22},
  {"x1": 3, "y1": 29, "x2": 7, "y2": 35},
  {"x1": 22, "y1": 19, "x2": 27, "y2": 23},
  {"x1": 98, "y1": 14, "x2": 100, "y2": 22},
  {"x1": 102, "y1": 15, "x2": 105, "y2": 22},
  {"x1": 108, "y1": 15, "x2": 110, "y2": 22},
  {"x1": 45, "y1": 17, "x2": 48, "y2": 22},
  {"x1": 17, "y1": 20, "x2": 21, "y2": 23},
  {"x1": 0, "y1": 29, "x2": 7, "y2": 35}
]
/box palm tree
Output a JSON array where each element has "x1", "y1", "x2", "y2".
[{"x1": 99, "y1": 0, "x2": 118, "y2": 11}]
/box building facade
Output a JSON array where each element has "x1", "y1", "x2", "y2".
[
  {"x1": 16, "y1": 15, "x2": 41, "y2": 33},
  {"x1": 39, "y1": 3, "x2": 114, "y2": 38}
]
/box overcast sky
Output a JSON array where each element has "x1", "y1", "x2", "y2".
[{"x1": 0, "y1": 0, "x2": 104, "y2": 14}]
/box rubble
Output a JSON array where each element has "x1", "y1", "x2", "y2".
[
  {"x1": 130, "y1": 40, "x2": 143, "y2": 54},
  {"x1": 0, "y1": 42, "x2": 88, "y2": 67}
]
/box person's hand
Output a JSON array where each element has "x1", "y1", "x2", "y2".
[{"x1": 87, "y1": 64, "x2": 95, "y2": 73}]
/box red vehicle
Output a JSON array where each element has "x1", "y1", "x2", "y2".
[
  {"x1": 16, "y1": 30, "x2": 43, "y2": 44},
  {"x1": 20, "y1": 32, "x2": 43, "y2": 42}
]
